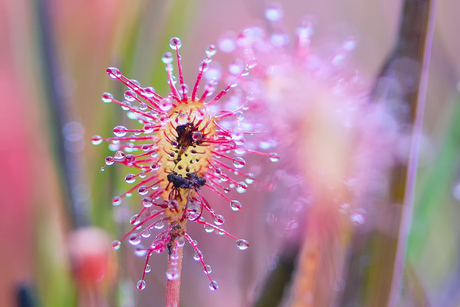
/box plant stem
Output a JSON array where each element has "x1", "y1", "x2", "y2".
[{"x1": 165, "y1": 246, "x2": 183, "y2": 307}]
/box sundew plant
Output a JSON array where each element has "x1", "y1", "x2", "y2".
[{"x1": 93, "y1": 37, "x2": 279, "y2": 305}]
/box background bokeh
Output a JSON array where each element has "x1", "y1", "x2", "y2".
[{"x1": 1, "y1": 0, "x2": 459, "y2": 306}]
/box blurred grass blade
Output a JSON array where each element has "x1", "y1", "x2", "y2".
[{"x1": 341, "y1": 0, "x2": 435, "y2": 306}]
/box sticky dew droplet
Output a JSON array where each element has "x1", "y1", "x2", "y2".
[
  {"x1": 106, "y1": 67, "x2": 121, "y2": 79},
  {"x1": 169, "y1": 37, "x2": 182, "y2": 50},
  {"x1": 112, "y1": 196, "x2": 122, "y2": 206},
  {"x1": 236, "y1": 239, "x2": 249, "y2": 250},
  {"x1": 209, "y1": 280, "x2": 219, "y2": 291},
  {"x1": 137, "y1": 279, "x2": 146, "y2": 291},
  {"x1": 125, "y1": 173, "x2": 136, "y2": 184},
  {"x1": 230, "y1": 200, "x2": 242, "y2": 211},
  {"x1": 204, "y1": 264, "x2": 212, "y2": 274},
  {"x1": 111, "y1": 240, "x2": 121, "y2": 250},
  {"x1": 233, "y1": 157, "x2": 246, "y2": 169},
  {"x1": 269, "y1": 152, "x2": 280, "y2": 162},
  {"x1": 92, "y1": 135, "x2": 103, "y2": 145},
  {"x1": 101, "y1": 92, "x2": 113, "y2": 103}
]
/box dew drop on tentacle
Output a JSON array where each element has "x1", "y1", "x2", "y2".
[
  {"x1": 92, "y1": 135, "x2": 103, "y2": 145},
  {"x1": 111, "y1": 240, "x2": 121, "y2": 250},
  {"x1": 233, "y1": 157, "x2": 246, "y2": 169},
  {"x1": 206, "y1": 44, "x2": 217, "y2": 56},
  {"x1": 245, "y1": 173, "x2": 255, "y2": 184},
  {"x1": 129, "y1": 234, "x2": 141, "y2": 246},
  {"x1": 269, "y1": 152, "x2": 280, "y2": 162},
  {"x1": 107, "y1": 67, "x2": 121, "y2": 79},
  {"x1": 204, "y1": 264, "x2": 212, "y2": 274},
  {"x1": 169, "y1": 37, "x2": 182, "y2": 50},
  {"x1": 209, "y1": 280, "x2": 219, "y2": 291},
  {"x1": 112, "y1": 196, "x2": 122, "y2": 206},
  {"x1": 142, "y1": 197, "x2": 153, "y2": 208},
  {"x1": 230, "y1": 200, "x2": 242, "y2": 211},
  {"x1": 137, "y1": 279, "x2": 146, "y2": 291},
  {"x1": 144, "y1": 264, "x2": 151, "y2": 273},
  {"x1": 236, "y1": 239, "x2": 249, "y2": 250},
  {"x1": 213, "y1": 214, "x2": 225, "y2": 226},
  {"x1": 162, "y1": 52, "x2": 173, "y2": 64},
  {"x1": 125, "y1": 173, "x2": 136, "y2": 184},
  {"x1": 135, "y1": 245, "x2": 147, "y2": 257},
  {"x1": 101, "y1": 92, "x2": 113, "y2": 103},
  {"x1": 236, "y1": 182, "x2": 248, "y2": 193}
]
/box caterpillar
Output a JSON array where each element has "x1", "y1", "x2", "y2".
[{"x1": 92, "y1": 37, "x2": 279, "y2": 291}]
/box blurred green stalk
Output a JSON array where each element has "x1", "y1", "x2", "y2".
[{"x1": 341, "y1": 0, "x2": 435, "y2": 306}]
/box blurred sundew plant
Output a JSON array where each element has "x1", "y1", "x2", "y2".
[
  {"x1": 213, "y1": 3, "x2": 434, "y2": 307},
  {"x1": 93, "y1": 37, "x2": 279, "y2": 306}
]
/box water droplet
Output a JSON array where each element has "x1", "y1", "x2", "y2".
[
  {"x1": 209, "y1": 280, "x2": 219, "y2": 291},
  {"x1": 141, "y1": 228, "x2": 151, "y2": 238},
  {"x1": 350, "y1": 209, "x2": 366, "y2": 225},
  {"x1": 124, "y1": 90, "x2": 137, "y2": 102},
  {"x1": 113, "y1": 126, "x2": 128, "y2": 137},
  {"x1": 154, "y1": 220, "x2": 165, "y2": 229},
  {"x1": 139, "y1": 102, "x2": 148, "y2": 111},
  {"x1": 92, "y1": 135, "x2": 103, "y2": 145},
  {"x1": 166, "y1": 267, "x2": 180, "y2": 280},
  {"x1": 162, "y1": 52, "x2": 173, "y2": 64},
  {"x1": 159, "y1": 98, "x2": 172, "y2": 112},
  {"x1": 125, "y1": 173, "x2": 136, "y2": 184},
  {"x1": 247, "y1": 58, "x2": 257, "y2": 69},
  {"x1": 121, "y1": 101, "x2": 131, "y2": 111},
  {"x1": 137, "y1": 279, "x2": 146, "y2": 290},
  {"x1": 145, "y1": 264, "x2": 151, "y2": 273},
  {"x1": 130, "y1": 214, "x2": 140, "y2": 225},
  {"x1": 265, "y1": 6, "x2": 283, "y2": 21},
  {"x1": 112, "y1": 196, "x2": 122, "y2": 206},
  {"x1": 235, "y1": 111, "x2": 244, "y2": 120},
  {"x1": 192, "y1": 131, "x2": 202, "y2": 141},
  {"x1": 233, "y1": 157, "x2": 246, "y2": 169},
  {"x1": 236, "y1": 239, "x2": 249, "y2": 250},
  {"x1": 220, "y1": 34, "x2": 238, "y2": 53},
  {"x1": 114, "y1": 151, "x2": 125, "y2": 161},
  {"x1": 229, "y1": 60, "x2": 244, "y2": 75},
  {"x1": 230, "y1": 200, "x2": 242, "y2": 211},
  {"x1": 135, "y1": 245, "x2": 147, "y2": 257},
  {"x1": 204, "y1": 264, "x2": 212, "y2": 274},
  {"x1": 206, "y1": 45, "x2": 217, "y2": 56},
  {"x1": 138, "y1": 186, "x2": 149, "y2": 196},
  {"x1": 105, "y1": 156, "x2": 115, "y2": 166},
  {"x1": 193, "y1": 250, "x2": 203, "y2": 261},
  {"x1": 142, "y1": 197, "x2": 153, "y2": 208},
  {"x1": 111, "y1": 240, "x2": 121, "y2": 250},
  {"x1": 236, "y1": 182, "x2": 248, "y2": 193},
  {"x1": 204, "y1": 225, "x2": 215, "y2": 233},
  {"x1": 180, "y1": 84, "x2": 188, "y2": 94},
  {"x1": 101, "y1": 92, "x2": 113, "y2": 103},
  {"x1": 245, "y1": 173, "x2": 255, "y2": 184},
  {"x1": 168, "y1": 75, "x2": 177, "y2": 85},
  {"x1": 129, "y1": 234, "x2": 141, "y2": 246},
  {"x1": 169, "y1": 37, "x2": 182, "y2": 50},
  {"x1": 144, "y1": 86, "x2": 156, "y2": 97},
  {"x1": 106, "y1": 67, "x2": 121, "y2": 79},
  {"x1": 176, "y1": 237, "x2": 185, "y2": 247},
  {"x1": 213, "y1": 214, "x2": 225, "y2": 226},
  {"x1": 269, "y1": 152, "x2": 280, "y2": 162}
]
